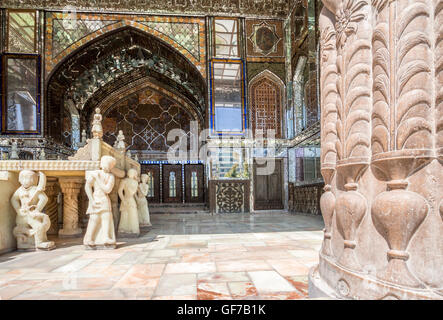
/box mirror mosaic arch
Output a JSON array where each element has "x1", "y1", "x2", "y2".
[
  {"x1": 46, "y1": 26, "x2": 206, "y2": 146},
  {"x1": 45, "y1": 13, "x2": 207, "y2": 78}
]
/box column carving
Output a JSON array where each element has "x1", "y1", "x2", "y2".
[
  {"x1": 45, "y1": 177, "x2": 59, "y2": 235},
  {"x1": 59, "y1": 178, "x2": 84, "y2": 237}
]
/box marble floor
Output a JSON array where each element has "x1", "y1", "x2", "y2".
[{"x1": 0, "y1": 212, "x2": 324, "y2": 300}]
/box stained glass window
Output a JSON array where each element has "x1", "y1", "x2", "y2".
[
  {"x1": 214, "y1": 19, "x2": 239, "y2": 58},
  {"x1": 191, "y1": 171, "x2": 198, "y2": 197},
  {"x1": 212, "y1": 61, "x2": 245, "y2": 133},
  {"x1": 7, "y1": 10, "x2": 36, "y2": 53},
  {"x1": 147, "y1": 173, "x2": 154, "y2": 198},
  {"x1": 2, "y1": 55, "x2": 40, "y2": 133},
  {"x1": 169, "y1": 172, "x2": 177, "y2": 198}
]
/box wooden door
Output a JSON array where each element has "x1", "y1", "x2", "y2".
[
  {"x1": 162, "y1": 164, "x2": 183, "y2": 203},
  {"x1": 253, "y1": 159, "x2": 283, "y2": 210},
  {"x1": 184, "y1": 164, "x2": 205, "y2": 203},
  {"x1": 141, "y1": 165, "x2": 160, "y2": 203}
]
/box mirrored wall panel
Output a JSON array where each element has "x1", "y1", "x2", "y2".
[
  {"x1": 2, "y1": 55, "x2": 40, "y2": 133},
  {"x1": 7, "y1": 10, "x2": 36, "y2": 53},
  {"x1": 212, "y1": 61, "x2": 245, "y2": 133}
]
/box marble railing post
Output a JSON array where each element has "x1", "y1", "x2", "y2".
[
  {"x1": 45, "y1": 177, "x2": 60, "y2": 235},
  {"x1": 58, "y1": 178, "x2": 84, "y2": 237}
]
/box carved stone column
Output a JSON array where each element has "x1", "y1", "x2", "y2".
[
  {"x1": 319, "y1": 7, "x2": 338, "y2": 257},
  {"x1": 310, "y1": 0, "x2": 443, "y2": 300},
  {"x1": 45, "y1": 177, "x2": 60, "y2": 235},
  {"x1": 58, "y1": 178, "x2": 83, "y2": 237}
]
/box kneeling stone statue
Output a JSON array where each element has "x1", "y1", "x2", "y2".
[
  {"x1": 84, "y1": 155, "x2": 118, "y2": 249},
  {"x1": 11, "y1": 170, "x2": 55, "y2": 251}
]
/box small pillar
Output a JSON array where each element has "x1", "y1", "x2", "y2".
[
  {"x1": 45, "y1": 177, "x2": 60, "y2": 235},
  {"x1": 58, "y1": 177, "x2": 83, "y2": 237}
]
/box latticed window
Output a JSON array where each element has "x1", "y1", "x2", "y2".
[
  {"x1": 251, "y1": 77, "x2": 282, "y2": 138},
  {"x1": 169, "y1": 172, "x2": 176, "y2": 198},
  {"x1": 191, "y1": 171, "x2": 198, "y2": 197}
]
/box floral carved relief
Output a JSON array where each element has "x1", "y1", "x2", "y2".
[{"x1": 315, "y1": 0, "x2": 443, "y2": 299}]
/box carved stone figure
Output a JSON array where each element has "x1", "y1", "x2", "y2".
[
  {"x1": 115, "y1": 130, "x2": 126, "y2": 151},
  {"x1": 91, "y1": 108, "x2": 103, "y2": 139},
  {"x1": 39, "y1": 149, "x2": 46, "y2": 160},
  {"x1": 118, "y1": 168, "x2": 140, "y2": 237},
  {"x1": 10, "y1": 140, "x2": 19, "y2": 160},
  {"x1": 83, "y1": 155, "x2": 117, "y2": 249},
  {"x1": 136, "y1": 174, "x2": 152, "y2": 227},
  {"x1": 10, "y1": 171, "x2": 55, "y2": 251},
  {"x1": 78, "y1": 129, "x2": 87, "y2": 147}
]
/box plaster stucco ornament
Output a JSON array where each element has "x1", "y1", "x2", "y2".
[
  {"x1": 83, "y1": 155, "x2": 117, "y2": 249},
  {"x1": 91, "y1": 108, "x2": 103, "y2": 139},
  {"x1": 118, "y1": 168, "x2": 140, "y2": 237},
  {"x1": 10, "y1": 170, "x2": 55, "y2": 251},
  {"x1": 136, "y1": 173, "x2": 152, "y2": 227}
]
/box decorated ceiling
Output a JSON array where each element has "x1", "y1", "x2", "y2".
[{"x1": 1, "y1": 0, "x2": 297, "y2": 18}]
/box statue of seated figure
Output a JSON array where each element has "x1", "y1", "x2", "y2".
[{"x1": 10, "y1": 170, "x2": 55, "y2": 251}]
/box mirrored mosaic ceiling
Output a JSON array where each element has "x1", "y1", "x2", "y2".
[{"x1": 2, "y1": 0, "x2": 295, "y2": 17}]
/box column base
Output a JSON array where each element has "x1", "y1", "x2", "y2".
[{"x1": 58, "y1": 228, "x2": 83, "y2": 238}]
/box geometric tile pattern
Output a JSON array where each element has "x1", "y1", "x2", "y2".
[
  {"x1": 140, "y1": 21, "x2": 200, "y2": 60},
  {"x1": 45, "y1": 13, "x2": 206, "y2": 77},
  {"x1": 0, "y1": 213, "x2": 324, "y2": 300},
  {"x1": 52, "y1": 19, "x2": 118, "y2": 58}
]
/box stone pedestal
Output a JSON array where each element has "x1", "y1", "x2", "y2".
[{"x1": 58, "y1": 178, "x2": 83, "y2": 237}]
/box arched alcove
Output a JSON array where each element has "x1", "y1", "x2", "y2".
[{"x1": 46, "y1": 26, "x2": 206, "y2": 149}]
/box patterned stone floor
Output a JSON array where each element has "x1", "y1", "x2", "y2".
[{"x1": 0, "y1": 212, "x2": 324, "y2": 300}]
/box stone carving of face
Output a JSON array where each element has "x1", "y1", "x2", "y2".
[
  {"x1": 100, "y1": 156, "x2": 116, "y2": 173},
  {"x1": 19, "y1": 170, "x2": 36, "y2": 189},
  {"x1": 141, "y1": 174, "x2": 149, "y2": 184}
]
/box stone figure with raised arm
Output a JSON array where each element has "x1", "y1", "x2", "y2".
[
  {"x1": 91, "y1": 108, "x2": 103, "y2": 139},
  {"x1": 118, "y1": 168, "x2": 140, "y2": 237},
  {"x1": 83, "y1": 155, "x2": 117, "y2": 249},
  {"x1": 136, "y1": 173, "x2": 152, "y2": 227},
  {"x1": 11, "y1": 170, "x2": 55, "y2": 251}
]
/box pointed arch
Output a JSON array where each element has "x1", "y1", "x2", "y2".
[{"x1": 45, "y1": 26, "x2": 206, "y2": 147}]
